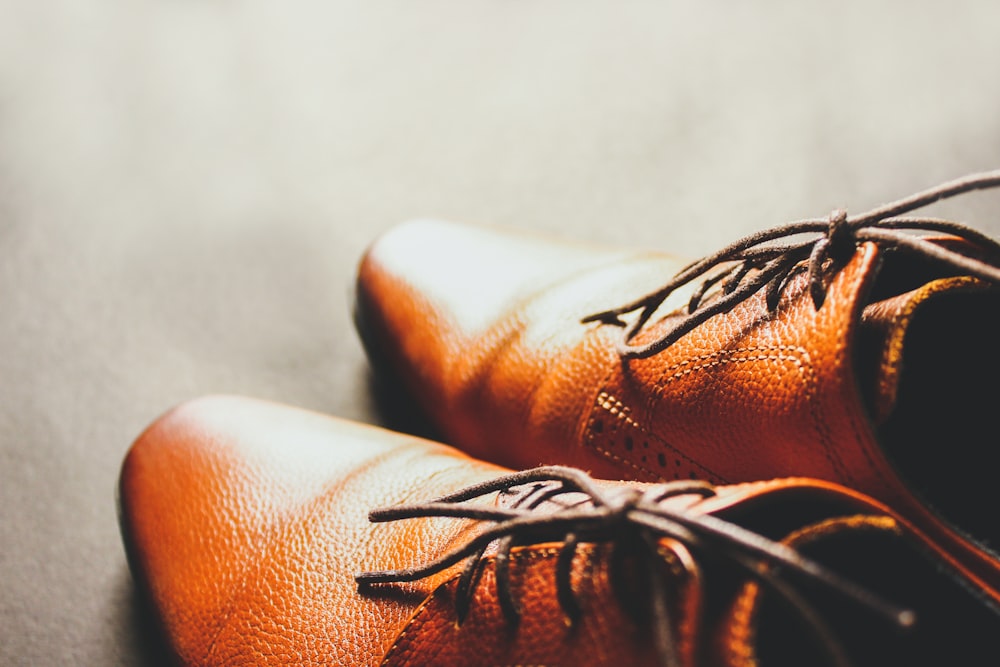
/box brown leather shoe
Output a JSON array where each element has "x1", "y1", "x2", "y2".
[
  {"x1": 119, "y1": 395, "x2": 998, "y2": 666},
  {"x1": 354, "y1": 171, "x2": 1000, "y2": 605}
]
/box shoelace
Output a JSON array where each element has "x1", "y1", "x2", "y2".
[
  {"x1": 582, "y1": 170, "x2": 1000, "y2": 359},
  {"x1": 356, "y1": 466, "x2": 914, "y2": 667}
]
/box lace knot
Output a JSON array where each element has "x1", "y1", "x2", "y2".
[
  {"x1": 606, "y1": 487, "x2": 644, "y2": 518},
  {"x1": 582, "y1": 170, "x2": 1000, "y2": 359},
  {"x1": 805, "y1": 208, "x2": 855, "y2": 309},
  {"x1": 356, "y1": 466, "x2": 913, "y2": 667},
  {"x1": 826, "y1": 208, "x2": 854, "y2": 260}
]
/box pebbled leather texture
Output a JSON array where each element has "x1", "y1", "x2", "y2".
[
  {"x1": 354, "y1": 218, "x2": 1000, "y2": 605},
  {"x1": 119, "y1": 396, "x2": 503, "y2": 666},
  {"x1": 119, "y1": 396, "x2": 1000, "y2": 666}
]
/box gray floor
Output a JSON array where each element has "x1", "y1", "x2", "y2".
[{"x1": 3, "y1": 1, "x2": 1000, "y2": 664}]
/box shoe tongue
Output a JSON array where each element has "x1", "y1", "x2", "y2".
[
  {"x1": 855, "y1": 233, "x2": 1000, "y2": 425},
  {"x1": 858, "y1": 269, "x2": 1000, "y2": 549},
  {"x1": 723, "y1": 514, "x2": 1000, "y2": 667},
  {"x1": 856, "y1": 286, "x2": 928, "y2": 425},
  {"x1": 856, "y1": 274, "x2": 992, "y2": 425}
]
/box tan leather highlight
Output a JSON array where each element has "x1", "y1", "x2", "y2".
[
  {"x1": 119, "y1": 396, "x2": 503, "y2": 666},
  {"x1": 355, "y1": 220, "x2": 1000, "y2": 604},
  {"x1": 356, "y1": 220, "x2": 691, "y2": 477},
  {"x1": 119, "y1": 397, "x2": 999, "y2": 666}
]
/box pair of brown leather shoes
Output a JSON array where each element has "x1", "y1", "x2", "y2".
[{"x1": 120, "y1": 172, "x2": 1000, "y2": 665}]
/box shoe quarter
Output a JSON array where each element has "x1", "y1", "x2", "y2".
[{"x1": 581, "y1": 248, "x2": 885, "y2": 489}]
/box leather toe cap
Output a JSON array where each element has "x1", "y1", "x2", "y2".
[
  {"x1": 356, "y1": 219, "x2": 631, "y2": 342},
  {"x1": 118, "y1": 395, "x2": 499, "y2": 665}
]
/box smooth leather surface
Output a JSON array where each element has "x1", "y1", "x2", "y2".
[
  {"x1": 119, "y1": 395, "x2": 1000, "y2": 666},
  {"x1": 355, "y1": 218, "x2": 1000, "y2": 604}
]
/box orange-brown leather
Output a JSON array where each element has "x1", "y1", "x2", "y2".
[
  {"x1": 119, "y1": 396, "x2": 673, "y2": 666},
  {"x1": 379, "y1": 543, "x2": 667, "y2": 666},
  {"x1": 355, "y1": 219, "x2": 1000, "y2": 605},
  {"x1": 121, "y1": 396, "x2": 497, "y2": 666},
  {"x1": 120, "y1": 396, "x2": 996, "y2": 666}
]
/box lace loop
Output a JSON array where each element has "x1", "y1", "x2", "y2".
[
  {"x1": 582, "y1": 170, "x2": 1000, "y2": 359},
  {"x1": 356, "y1": 466, "x2": 914, "y2": 667},
  {"x1": 826, "y1": 208, "x2": 853, "y2": 260}
]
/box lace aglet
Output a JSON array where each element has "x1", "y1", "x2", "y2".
[
  {"x1": 804, "y1": 562, "x2": 918, "y2": 633},
  {"x1": 867, "y1": 597, "x2": 918, "y2": 632},
  {"x1": 895, "y1": 609, "x2": 917, "y2": 630},
  {"x1": 368, "y1": 508, "x2": 391, "y2": 522},
  {"x1": 355, "y1": 569, "x2": 392, "y2": 585}
]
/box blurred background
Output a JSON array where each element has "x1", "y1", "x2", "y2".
[{"x1": 2, "y1": 1, "x2": 999, "y2": 664}]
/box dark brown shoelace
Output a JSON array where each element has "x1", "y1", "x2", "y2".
[
  {"x1": 582, "y1": 170, "x2": 1000, "y2": 359},
  {"x1": 356, "y1": 466, "x2": 914, "y2": 667}
]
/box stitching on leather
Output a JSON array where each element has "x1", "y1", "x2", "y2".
[
  {"x1": 593, "y1": 439, "x2": 663, "y2": 480},
  {"x1": 380, "y1": 547, "x2": 563, "y2": 666},
  {"x1": 648, "y1": 344, "x2": 849, "y2": 482},
  {"x1": 586, "y1": 394, "x2": 658, "y2": 479},
  {"x1": 585, "y1": 393, "x2": 661, "y2": 480},
  {"x1": 650, "y1": 345, "x2": 809, "y2": 389},
  {"x1": 583, "y1": 344, "x2": 850, "y2": 483},
  {"x1": 586, "y1": 391, "x2": 722, "y2": 482},
  {"x1": 379, "y1": 580, "x2": 447, "y2": 667},
  {"x1": 842, "y1": 388, "x2": 893, "y2": 492},
  {"x1": 574, "y1": 362, "x2": 620, "y2": 452}
]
